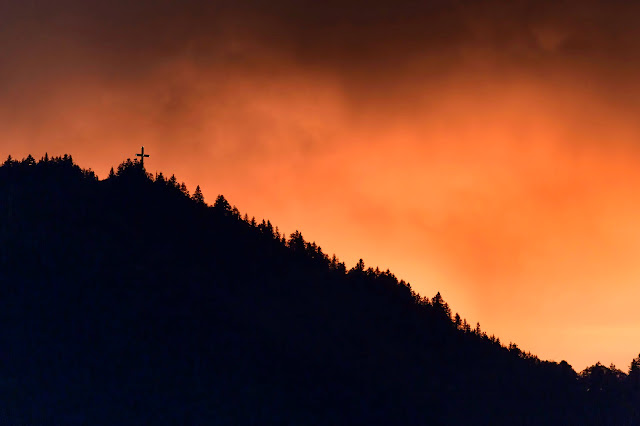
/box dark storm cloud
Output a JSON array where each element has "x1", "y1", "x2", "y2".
[
  {"x1": 3, "y1": 0, "x2": 640, "y2": 160},
  {"x1": 3, "y1": 0, "x2": 640, "y2": 83},
  {"x1": 3, "y1": 0, "x2": 640, "y2": 135}
]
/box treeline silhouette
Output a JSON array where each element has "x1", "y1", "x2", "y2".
[{"x1": 1, "y1": 153, "x2": 640, "y2": 425}]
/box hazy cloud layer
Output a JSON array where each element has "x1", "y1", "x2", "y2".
[{"x1": 2, "y1": 0, "x2": 640, "y2": 370}]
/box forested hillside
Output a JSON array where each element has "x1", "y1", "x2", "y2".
[{"x1": 1, "y1": 154, "x2": 639, "y2": 425}]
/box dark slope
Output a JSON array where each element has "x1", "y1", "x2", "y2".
[{"x1": 0, "y1": 155, "x2": 637, "y2": 425}]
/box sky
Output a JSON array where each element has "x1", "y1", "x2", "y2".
[{"x1": 3, "y1": 0, "x2": 640, "y2": 371}]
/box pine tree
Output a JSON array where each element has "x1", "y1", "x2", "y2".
[
  {"x1": 23, "y1": 154, "x2": 36, "y2": 166},
  {"x1": 214, "y1": 195, "x2": 231, "y2": 214},
  {"x1": 180, "y1": 182, "x2": 189, "y2": 196},
  {"x1": 168, "y1": 174, "x2": 178, "y2": 189},
  {"x1": 192, "y1": 185, "x2": 205, "y2": 204}
]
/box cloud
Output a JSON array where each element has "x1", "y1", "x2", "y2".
[
  {"x1": 3, "y1": 0, "x2": 640, "y2": 81},
  {"x1": 3, "y1": 0, "x2": 640, "y2": 370}
]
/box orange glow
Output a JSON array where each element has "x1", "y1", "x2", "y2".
[{"x1": 3, "y1": 1, "x2": 640, "y2": 372}]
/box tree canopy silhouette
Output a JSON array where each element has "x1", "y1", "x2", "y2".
[{"x1": 0, "y1": 153, "x2": 638, "y2": 425}]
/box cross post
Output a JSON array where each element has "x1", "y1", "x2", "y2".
[{"x1": 136, "y1": 146, "x2": 150, "y2": 168}]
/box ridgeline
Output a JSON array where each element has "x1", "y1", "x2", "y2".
[{"x1": 1, "y1": 154, "x2": 639, "y2": 425}]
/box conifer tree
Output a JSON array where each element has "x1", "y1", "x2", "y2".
[
  {"x1": 23, "y1": 154, "x2": 36, "y2": 166},
  {"x1": 168, "y1": 174, "x2": 178, "y2": 189},
  {"x1": 214, "y1": 195, "x2": 231, "y2": 214},
  {"x1": 192, "y1": 185, "x2": 205, "y2": 204}
]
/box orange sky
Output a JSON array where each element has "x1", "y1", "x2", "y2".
[{"x1": 3, "y1": 0, "x2": 640, "y2": 371}]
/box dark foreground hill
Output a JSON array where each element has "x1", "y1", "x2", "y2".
[{"x1": 1, "y1": 154, "x2": 639, "y2": 425}]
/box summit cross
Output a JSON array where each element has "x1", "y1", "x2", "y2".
[{"x1": 136, "y1": 146, "x2": 150, "y2": 168}]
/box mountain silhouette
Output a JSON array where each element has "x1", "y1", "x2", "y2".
[{"x1": 1, "y1": 154, "x2": 639, "y2": 425}]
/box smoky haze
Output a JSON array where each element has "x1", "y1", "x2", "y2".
[{"x1": 2, "y1": 0, "x2": 640, "y2": 371}]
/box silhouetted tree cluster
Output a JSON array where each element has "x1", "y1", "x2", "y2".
[{"x1": 0, "y1": 153, "x2": 638, "y2": 425}]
